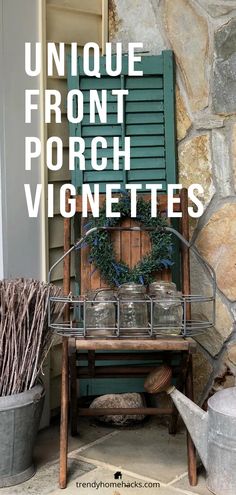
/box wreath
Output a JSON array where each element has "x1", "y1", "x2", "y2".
[{"x1": 84, "y1": 193, "x2": 174, "y2": 287}]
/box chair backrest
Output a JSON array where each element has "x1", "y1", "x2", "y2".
[{"x1": 63, "y1": 189, "x2": 190, "y2": 313}]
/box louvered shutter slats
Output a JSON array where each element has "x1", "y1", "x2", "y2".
[{"x1": 67, "y1": 50, "x2": 176, "y2": 192}]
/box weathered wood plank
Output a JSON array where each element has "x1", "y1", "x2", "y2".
[{"x1": 74, "y1": 338, "x2": 197, "y2": 351}]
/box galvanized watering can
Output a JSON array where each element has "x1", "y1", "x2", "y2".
[{"x1": 145, "y1": 366, "x2": 236, "y2": 495}]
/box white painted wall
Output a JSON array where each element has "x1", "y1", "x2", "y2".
[{"x1": 0, "y1": 0, "x2": 46, "y2": 280}]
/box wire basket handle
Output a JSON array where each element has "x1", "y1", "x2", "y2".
[{"x1": 48, "y1": 225, "x2": 216, "y2": 294}]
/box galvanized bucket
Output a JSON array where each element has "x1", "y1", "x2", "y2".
[
  {"x1": 0, "y1": 383, "x2": 45, "y2": 487},
  {"x1": 207, "y1": 387, "x2": 236, "y2": 495}
]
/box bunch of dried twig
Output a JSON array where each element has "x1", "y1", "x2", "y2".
[{"x1": 0, "y1": 278, "x2": 61, "y2": 396}]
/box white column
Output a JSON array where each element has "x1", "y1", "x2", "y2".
[
  {"x1": 0, "y1": 0, "x2": 46, "y2": 280},
  {"x1": 0, "y1": 0, "x2": 50, "y2": 428},
  {"x1": 0, "y1": 0, "x2": 6, "y2": 279}
]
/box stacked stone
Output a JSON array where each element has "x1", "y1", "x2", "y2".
[{"x1": 109, "y1": 0, "x2": 236, "y2": 403}]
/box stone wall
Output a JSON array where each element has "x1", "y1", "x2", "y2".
[{"x1": 109, "y1": 0, "x2": 236, "y2": 402}]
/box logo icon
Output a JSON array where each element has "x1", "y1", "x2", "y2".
[{"x1": 114, "y1": 471, "x2": 122, "y2": 480}]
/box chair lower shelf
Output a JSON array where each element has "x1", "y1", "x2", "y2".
[{"x1": 77, "y1": 407, "x2": 173, "y2": 416}]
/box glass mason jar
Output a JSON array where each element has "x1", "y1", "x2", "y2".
[
  {"x1": 118, "y1": 283, "x2": 148, "y2": 330},
  {"x1": 85, "y1": 288, "x2": 116, "y2": 335},
  {"x1": 149, "y1": 281, "x2": 183, "y2": 335}
]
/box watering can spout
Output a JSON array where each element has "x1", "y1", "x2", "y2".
[
  {"x1": 144, "y1": 366, "x2": 208, "y2": 470},
  {"x1": 167, "y1": 386, "x2": 208, "y2": 470}
]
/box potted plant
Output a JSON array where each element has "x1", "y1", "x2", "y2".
[{"x1": 0, "y1": 278, "x2": 60, "y2": 487}]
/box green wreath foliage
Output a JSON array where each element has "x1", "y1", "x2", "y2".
[{"x1": 84, "y1": 194, "x2": 174, "y2": 287}]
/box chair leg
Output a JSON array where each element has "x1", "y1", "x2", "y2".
[
  {"x1": 169, "y1": 351, "x2": 188, "y2": 435},
  {"x1": 168, "y1": 403, "x2": 179, "y2": 434},
  {"x1": 185, "y1": 354, "x2": 197, "y2": 486},
  {"x1": 59, "y1": 338, "x2": 69, "y2": 489},
  {"x1": 69, "y1": 351, "x2": 78, "y2": 436}
]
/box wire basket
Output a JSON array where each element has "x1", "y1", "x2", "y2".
[{"x1": 48, "y1": 226, "x2": 216, "y2": 339}]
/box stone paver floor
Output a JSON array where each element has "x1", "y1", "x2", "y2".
[{"x1": 0, "y1": 418, "x2": 209, "y2": 495}]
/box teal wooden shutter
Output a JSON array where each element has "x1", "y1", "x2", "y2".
[
  {"x1": 67, "y1": 50, "x2": 177, "y2": 190},
  {"x1": 67, "y1": 52, "x2": 178, "y2": 397}
]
